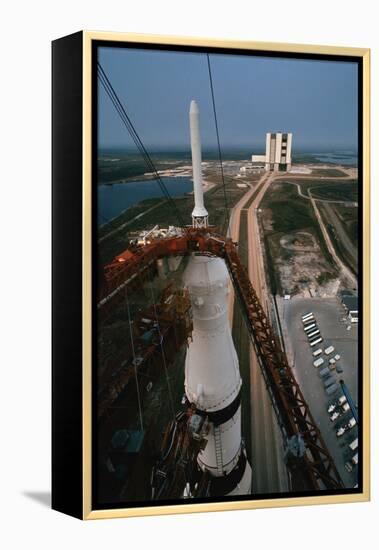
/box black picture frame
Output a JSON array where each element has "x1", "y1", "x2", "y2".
[{"x1": 52, "y1": 31, "x2": 370, "y2": 520}]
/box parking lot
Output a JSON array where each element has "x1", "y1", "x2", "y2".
[{"x1": 280, "y1": 295, "x2": 359, "y2": 487}]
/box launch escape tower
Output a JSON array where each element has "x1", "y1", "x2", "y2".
[
  {"x1": 184, "y1": 101, "x2": 252, "y2": 495},
  {"x1": 189, "y1": 101, "x2": 209, "y2": 229}
]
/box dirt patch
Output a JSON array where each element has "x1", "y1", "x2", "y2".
[
  {"x1": 272, "y1": 241, "x2": 338, "y2": 296},
  {"x1": 262, "y1": 207, "x2": 274, "y2": 231},
  {"x1": 280, "y1": 231, "x2": 319, "y2": 252},
  {"x1": 260, "y1": 180, "x2": 340, "y2": 298}
]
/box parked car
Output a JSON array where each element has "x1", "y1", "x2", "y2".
[
  {"x1": 319, "y1": 366, "x2": 330, "y2": 378},
  {"x1": 342, "y1": 402, "x2": 351, "y2": 413},
  {"x1": 327, "y1": 394, "x2": 346, "y2": 413},
  {"x1": 325, "y1": 383, "x2": 338, "y2": 396},
  {"x1": 336, "y1": 417, "x2": 356, "y2": 437},
  {"x1": 349, "y1": 438, "x2": 358, "y2": 451}
]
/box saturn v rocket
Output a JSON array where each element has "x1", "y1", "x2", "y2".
[{"x1": 184, "y1": 100, "x2": 252, "y2": 496}]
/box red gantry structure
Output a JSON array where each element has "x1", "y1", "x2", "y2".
[
  {"x1": 95, "y1": 78, "x2": 344, "y2": 496},
  {"x1": 97, "y1": 227, "x2": 344, "y2": 493}
]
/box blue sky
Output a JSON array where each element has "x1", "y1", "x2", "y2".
[{"x1": 98, "y1": 46, "x2": 358, "y2": 152}]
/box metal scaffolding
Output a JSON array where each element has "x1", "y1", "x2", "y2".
[{"x1": 97, "y1": 229, "x2": 343, "y2": 492}]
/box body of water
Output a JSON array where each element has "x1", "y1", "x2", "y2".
[
  {"x1": 98, "y1": 176, "x2": 192, "y2": 225},
  {"x1": 312, "y1": 151, "x2": 358, "y2": 165}
]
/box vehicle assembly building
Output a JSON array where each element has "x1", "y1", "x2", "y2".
[{"x1": 252, "y1": 132, "x2": 292, "y2": 172}]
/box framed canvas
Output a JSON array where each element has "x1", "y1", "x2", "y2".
[{"x1": 52, "y1": 31, "x2": 370, "y2": 520}]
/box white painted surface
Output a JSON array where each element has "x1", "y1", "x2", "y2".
[
  {"x1": 274, "y1": 132, "x2": 282, "y2": 164},
  {"x1": 252, "y1": 154, "x2": 266, "y2": 162},
  {"x1": 189, "y1": 100, "x2": 208, "y2": 224},
  {"x1": 265, "y1": 132, "x2": 271, "y2": 163},
  {"x1": 286, "y1": 132, "x2": 293, "y2": 164},
  {"x1": 184, "y1": 255, "x2": 245, "y2": 476}
]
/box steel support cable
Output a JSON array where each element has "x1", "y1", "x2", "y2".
[
  {"x1": 97, "y1": 70, "x2": 177, "y2": 212},
  {"x1": 97, "y1": 64, "x2": 186, "y2": 228},
  {"x1": 96, "y1": 74, "x2": 161, "y2": 236},
  {"x1": 97, "y1": 67, "x2": 170, "y2": 200},
  {"x1": 124, "y1": 286, "x2": 144, "y2": 431},
  {"x1": 147, "y1": 274, "x2": 176, "y2": 423},
  {"x1": 206, "y1": 54, "x2": 230, "y2": 234}
]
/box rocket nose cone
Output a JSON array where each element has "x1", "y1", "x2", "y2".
[{"x1": 190, "y1": 100, "x2": 199, "y2": 115}]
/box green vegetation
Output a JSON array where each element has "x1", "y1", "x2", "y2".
[
  {"x1": 242, "y1": 181, "x2": 263, "y2": 210},
  {"x1": 98, "y1": 152, "x2": 191, "y2": 185},
  {"x1": 265, "y1": 183, "x2": 336, "y2": 266},
  {"x1": 98, "y1": 197, "x2": 164, "y2": 237},
  {"x1": 318, "y1": 204, "x2": 358, "y2": 276},
  {"x1": 331, "y1": 204, "x2": 358, "y2": 249},
  {"x1": 264, "y1": 184, "x2": 315, "y2": 234},
  {"x1": 316, "y1": 271, "x2": 335, "y2": 285},
  {"x1": 238, "y1": 211, "x2": 248, "y2": 269},
  {"x1": 98, "y1": 177, "x2": 252, "y2": 267},
  {"x1": 260, "y1": 182, "x2": 338, "y2": 294},
  {"x1": 281, "y1": 178, "x2": 355, "y2": 196},
  {"x1": 291, "y1": 153, "x2": 323, "y2": 164},
  {"x1": 310, "y1": 181, "x2": 358, "y2": 202},
  {"x1": 263, "y1": 233, "x2": 279, "y2": 294},
  {"x1": 311, "y1": 168, "x2": 346, "y2": 177}
]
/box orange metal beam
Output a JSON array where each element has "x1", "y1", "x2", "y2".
[{"x1": 98, "y1": 230, "x2": 343, "y2": 491}]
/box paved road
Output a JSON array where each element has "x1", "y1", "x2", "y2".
[
  {"x1": 226, "y1": 165, "x2": 357, "y2": 494},
  {"x1": 308, "y1": 190, "x2": 357, "y2": 288},
  {"x1": 226, "y1": 171, "x2": 289, "y2": 493},
  {"x1": 227, "y1": 175, "x2": 266, "y2": 324},
  {"x1": 286, "y1": 181, "x2": 357, "y2": 205},
  {"x1": 320, "y1": 202, "x2": 358, "y2": 274},
  {"x1": 246, "y1": 173, "x2": 289, "y2": 493}
]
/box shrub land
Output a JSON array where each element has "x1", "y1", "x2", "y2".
[{"x1": 260, "y1": 181, "x2": 338, "y2": 295}]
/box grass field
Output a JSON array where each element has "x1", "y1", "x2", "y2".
[
  {"x1": 310, "y1": 180, "x2": 358, "y2": 202},
  {"x1": 98, "y1": 153, "x2": 190, "y2": 184},
  {"x1": 335, "y1": 204, "x2": 359, "y2": 248},
  {"x1": 260, "y1": 182, "x2": 338, "y2": 295},
  {"x1": 318, "y1": 203, "x2": 358, "y2": 276},
  {"x1": 311, "y1": 168, "x2": 347, "y2": 178}
]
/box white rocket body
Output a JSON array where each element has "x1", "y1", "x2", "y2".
[
  {"x1": 184, "y1": 101, "x2": 252, "y2": 496},
  {"x1": 189, "y1": 100, "x2": 209, "y2": 228}
]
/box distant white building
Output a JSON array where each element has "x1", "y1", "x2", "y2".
[{"x1": 252, "y1": 132, "x2": 292, "y2": 172}]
